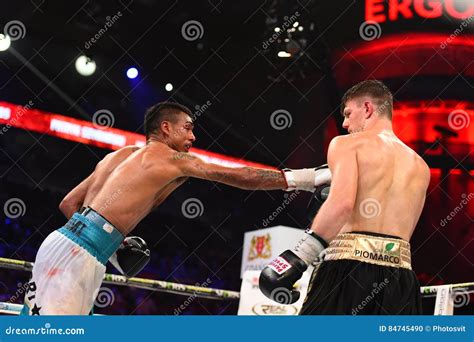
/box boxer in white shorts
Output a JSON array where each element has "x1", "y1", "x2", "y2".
[{"x1": 22, "y1": 101, "x2": 331, "y2": 315}]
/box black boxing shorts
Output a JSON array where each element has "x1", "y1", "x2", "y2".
[{"x1": 299, "y1": 231, "x2": 422, "y2": 315}]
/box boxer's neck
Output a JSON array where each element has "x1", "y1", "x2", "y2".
[{"x1": 363, "y1": 117, "x2": 393, "y2": 133}]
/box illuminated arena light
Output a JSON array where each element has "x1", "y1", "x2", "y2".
[
  {"x1": 0, "y1": 101, "x2": 275, "y2": 170},
  {"x1": 332, "y1": 33, "x2": 474, "y2": 86}
]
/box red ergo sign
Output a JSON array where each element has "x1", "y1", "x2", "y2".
[{"x1": 366, "y1": 0, "x2": 474, "y2": 23}]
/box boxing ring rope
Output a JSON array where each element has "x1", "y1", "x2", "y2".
[
  {"x1": 0, "y1": 302, "x2": 25, "y2": 315},
  {"x1": 1, "y1": 257, "x2": 473, "y2": 315},
  {"x1": 420, "y1": 282, "x2": 474, "y2": 297},
  {"x1": 0, "y1": 257, "x2": 240, "y2": 300}
]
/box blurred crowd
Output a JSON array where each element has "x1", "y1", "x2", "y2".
[{"x1": 0, "y1": 194, "x2": 240, "y2": 315}]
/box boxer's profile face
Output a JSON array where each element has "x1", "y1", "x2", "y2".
[
  {"x1": 165, "y1": 113, "x2": 196, "y2": 152},
  {"x1": 342, "y1": 98, "x2": 370, "y2": 134}
]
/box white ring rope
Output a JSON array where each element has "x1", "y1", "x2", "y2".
[
  {"x1": 0, "y1": 257, "x2": 239, "y2": 300},
  {"x1": 1, "y1": 256, "x2": 472, "y2": 314}
]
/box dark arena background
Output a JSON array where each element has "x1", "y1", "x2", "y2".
[{"x1": 0, "y1": 0, "x2": 473, "y2": 316}]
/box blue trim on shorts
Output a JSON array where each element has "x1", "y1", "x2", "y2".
[
  {"x1": 58, "y1": 211, "x2": 124, "y2": 265},
  {"x1": 20, "y1": 303, "x2": 29, "y2": 315}
]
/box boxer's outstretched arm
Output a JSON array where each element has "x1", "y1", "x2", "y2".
[
  {"x1": 310, "y1": 136, "x2": 358, "y2": 242},
  {"x1": 172, "y1": 152, "x2": 286, "y2": 190}
]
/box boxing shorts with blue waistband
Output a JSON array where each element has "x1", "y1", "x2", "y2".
[{"x1": 21, "y1": 207, "x2": 123, "y2": 315}]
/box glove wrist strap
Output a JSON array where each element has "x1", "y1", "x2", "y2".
[
  {"x1": 283, "y1": 168, "x2": 315, "y2": 192},
  {"x1": 292, "y1": 230, "x2": 328, "y2": 265},
  {"x1": 314, "y1": 168, "x2": 332, "y2": 187}
]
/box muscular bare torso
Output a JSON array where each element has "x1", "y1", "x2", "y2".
[
  {"x1": 339, "y1": 131, "x2": 430, "y2": 240},
  {"x1": 85, "y1": 143, "x2": 186, "y2": 235}
]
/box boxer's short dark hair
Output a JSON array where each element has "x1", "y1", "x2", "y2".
[
  {"x1": 144, "y1": 102, "x2": 192, "y2": 138},
  {"x1": 341, "y1": 80, "x2": 393, "y2": 120}
]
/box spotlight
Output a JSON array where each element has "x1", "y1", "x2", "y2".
[
  {"x1": 298, "y1": 26, "x2": 304, "y2": 31},
  {"x1": 277, "y1": 51, "x2": 291, "y2": 58},
  {"x1": 165, "y1": 83, "x2": 173, "y2": 91},
  {"x1": 0, "y1": 34, "x2": 11, "y2": 52},
  {"x1": 126, "y1": 67, "x2": 138, "y2": 79},
  {"x1": 75, "y1": 55, "x2": 96, "y2": 76},
  {"x1": 293, "y1": 21, "x2": 299, "y2": 28},
  {"x1": 274, "y1": 27, "x2": 281, "y2": 33}
]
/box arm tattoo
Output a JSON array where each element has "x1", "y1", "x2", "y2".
[
  {"x1": 173, "y1": 152, "x2": 197, "y2": 161},
  {"x1": 255, "y1": 168, "x2": 282, "y2": 179}
]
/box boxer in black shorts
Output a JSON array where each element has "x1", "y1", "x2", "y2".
[{"x1": 260, "y1": 80, "x2": 430, "y2": 315}]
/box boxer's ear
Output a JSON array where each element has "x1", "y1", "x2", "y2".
[
  {"x1": 364, "y1": 101, "x2": 374, "y2": 119},
  {"x1": 161, "y1": 121, "x2": 171, "y2": 135}
]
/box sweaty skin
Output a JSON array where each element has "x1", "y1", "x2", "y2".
[
  {"x1": 311, "y1": 99, "x2": 431, "y2": 242},
  {"x1": 59, "y1": 146, "x2": 140, "y2": 219},
  {"x1": 60, "y1": 115, "x2": 287, "y2": 236}
]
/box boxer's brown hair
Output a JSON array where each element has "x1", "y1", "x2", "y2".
[
  {"x1": 144, "y1": 102, "x2": 192, "y2": 139},
  {"x1": 341, "y1": 80, "x2": 393, "y2": 120}
]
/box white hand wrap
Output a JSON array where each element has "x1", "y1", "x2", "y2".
[
  {"x1": 283, "y1": 166, "x2": 332, "y2": 192},
  {"x1": 292, "y1": 230, "x2": 328, "y2": 265}
]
